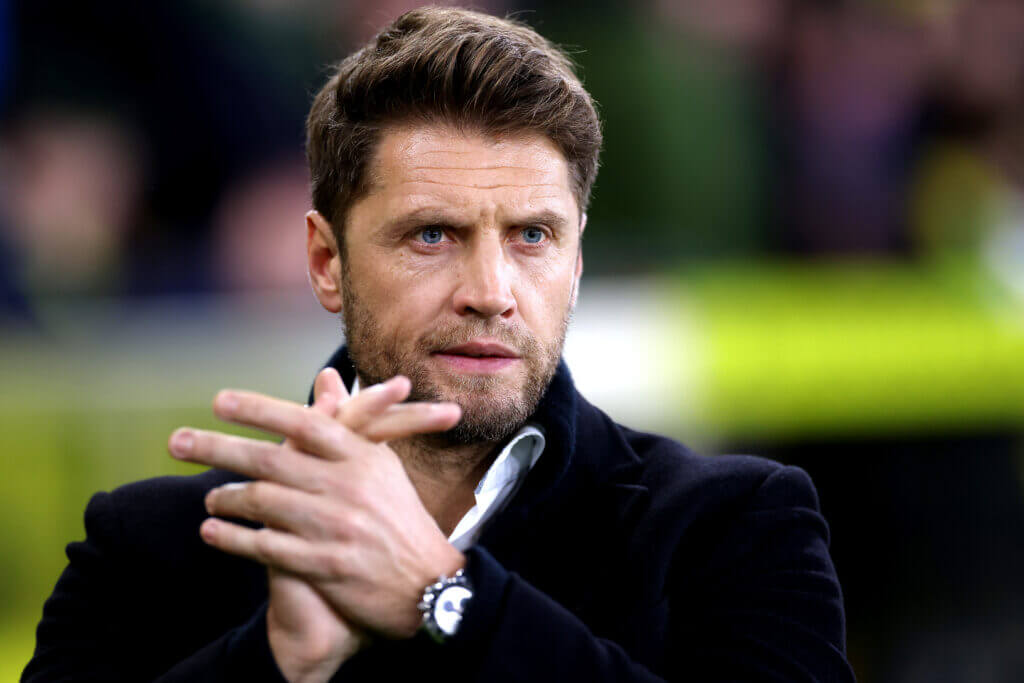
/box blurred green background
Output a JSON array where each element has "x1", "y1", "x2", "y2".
[{"x1": 4, "y1": 0, "x2": 1024, "y2": 680}]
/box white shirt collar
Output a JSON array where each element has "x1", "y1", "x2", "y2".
[{"x1": 448, "y1": 423, "x2": 545, "y2": 550}]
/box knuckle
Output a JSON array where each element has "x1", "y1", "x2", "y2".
[
  {"x1": 246, "y1": 482, "x2": 271, "y2": 513},
  {"x1": 333, "y1": 402, "x2": 351, "y2": 425},
  {"x1": 327, "y1": 507, "x2": 351, "y2": 536},
  {"x1": 252, "y1": 448, "x2": 278, "y2": 478},
  {"x1": 201, "y1": 431, "x2": 228, "y2": 460},
  {"x1": 253, "y1": 528, "x2": 276, "y2": 560},
  {"x1": 338, "y1": 426, "x2": 370, "y2": 459},
  {"x1": 341, "y1": 404, "x2": 369, "y2": 431},
  {"x1": 294, "y1": 415, "x2": 319, "y2": 443},
  {"x1": 308, "y1": 475, "x2": 331, "y2": 497},
  {"x1": 344, "y1": 479, "x2": 373, "y2": 510},
  {"x1": 346, "y1": 488, "x2": 368, "y2": 512},
  {"x1": 324, "y1": 469, "x2": 353, "y2": 497},
  {"x1": 342, "y1": 510, "x2": 367, "y2": 541},
  {"x1": 322, "y1": 549, "x2": 348, "y2": 579},
  {"x1": 309, "y1": 506, "x2": 343, "y2": 538},
  {"x1": 320, "y1": 470, "x2": 346, "y2": 496}
]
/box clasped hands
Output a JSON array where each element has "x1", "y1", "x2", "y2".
[{"x1": 168, "y1": 369, "x2": 466, "y2": 683}]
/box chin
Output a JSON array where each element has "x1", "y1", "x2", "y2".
[
  {"x1": 434, "y1": 406, "x2": 530, "y2": 445},
  {"x1": 427, "y1": 377, "x2": 536, "y2": 444}
]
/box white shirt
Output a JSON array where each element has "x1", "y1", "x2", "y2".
[
  {"x1": 349, "y1": 378, "x2": 546, "y2": 551},
  {"x1": 447, "y1": 423, "x2": 545, "y2": 550}
]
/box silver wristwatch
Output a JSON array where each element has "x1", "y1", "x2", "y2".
[{"x1": 417, "y1": 568, "x2": 473, "y2": 643}]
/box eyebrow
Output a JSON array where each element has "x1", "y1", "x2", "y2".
[
  {"x1": 384, "y1": 207, "x2": 571, "y2": 233},
  {"x1": 518, "y1": 209, "x2": 571, "y2": 231}
]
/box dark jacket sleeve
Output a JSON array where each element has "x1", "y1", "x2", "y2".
[
  {"x1": 151, "y1": 606, "x2": 285, "y2": 683},
  {"x1": 22, "y1": 488, "x2": 288, "y2": 683},
  {"x1": 449, "y1": 465, "x2": 855, "y2": 683}
]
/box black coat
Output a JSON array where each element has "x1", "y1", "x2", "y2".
[{"x1": 25, "y1": 348, "x2": 856, "y2": 682}]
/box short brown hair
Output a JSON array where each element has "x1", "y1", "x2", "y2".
[{"x1": 305, "y1": 6, "x2": 602, "y2": 246}]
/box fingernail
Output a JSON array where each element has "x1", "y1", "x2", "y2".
[
  {"x1": 170, "y1": 429, "x2": 194, "y2": 457},
  {"x1": 216, "y1": 391, "x2": 238, "y2": 412},
  {"x1": 205, "y1": 483, "x2": 244, "y2": 513},
  {"x1": 200, "y1": 518, "x2": 218, "y2": 540}
]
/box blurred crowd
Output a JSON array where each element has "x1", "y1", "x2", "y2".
[{"x1": 1, "y1": 0, "x2": 1023, "y2": 321}]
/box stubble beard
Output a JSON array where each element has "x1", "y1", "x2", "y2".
[{"x1": 340, "y1": 271, "x2": 570, "y2": 447}]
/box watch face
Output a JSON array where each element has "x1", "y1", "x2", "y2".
[{"x1": 433, "y1": 584, "x2": 473, "y2": 636}]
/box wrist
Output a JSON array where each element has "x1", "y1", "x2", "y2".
[
  {"x1": 266, "y1": 605, "x2": 359, "y2": 683},
  {"x1": 431, "y1": 544, "x2": 467, "y2": 582},
  {"x1": 411, "y1": 542, "x2": 473, "y2": 644},
  {"x1": 398, "y1": 544, "x2": 467, "y2": 638},
  {"x1": 417, "y1": 567, "x2": 474, "y2": 644}
]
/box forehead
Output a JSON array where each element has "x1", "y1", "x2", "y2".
[{"x1": 361, "y1": 122, "x2": 579, "y2": 223}]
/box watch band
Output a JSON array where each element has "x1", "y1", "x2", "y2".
[{"x1": 417, "y1": 568, "x2": 473, "y2": 643}]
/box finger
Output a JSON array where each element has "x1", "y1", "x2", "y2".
[
  {"x1": 314, "y1": 367, "x2": 348, "y2": 407},
  {"x1": 170, "y1": 429, "x2": 327, "y2": 491},
  {"x1": 360, "y1": 402, "x2": 462, "y2": 443},
  {"x1": 285, "y1": 384, "x2": 338, "y2": 451},
  {"x1": 200, "y1": 518, "x2": 340, "y2": 580},
  {"x1": 311, "y1": 389, "x2": 338, "y2": 415},
  {"x1": 335, "y1": 376, "x2": 411, "y2": 435},
  {"x1": 213, "y1": 389, "x2": 458, "y2": 457},
  {"x1": 213, "y1": 390, "x2": 367, "y2": 460},
  {"x1": 205, "y1": 481, "x2": 338, "y2": 539},
  {"x1": 326, "y1": 376, "x2": 460, "y2": 442}
]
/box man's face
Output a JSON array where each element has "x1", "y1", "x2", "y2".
[{"x1": 335, "y1": 123, "x2": 582, "y2": 444}]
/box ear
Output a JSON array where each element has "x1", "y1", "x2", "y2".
[
  {"x1": 570, "y1": 212, "x2": 586, "y2": 308},
  {"x1": 306, "y1": 210, "x2": 343, "y2": 313}
]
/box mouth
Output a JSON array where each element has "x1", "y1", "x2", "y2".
[{"x1": 431, "y1": 339, "x2": 521, "y2": 373}]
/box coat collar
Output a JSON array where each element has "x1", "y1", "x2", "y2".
[
  {"x1": 314, "y1": 344, "x2": 579, "y2": 496},
  {"x1": 311, "y1": 344, "x2": 647, "y2": 511}
]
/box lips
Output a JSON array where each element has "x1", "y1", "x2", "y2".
[
  {"x1": 438, "y1": 340, "x2": 520, "y2": 358},
  {"x1": 432, "y1": 339, "x2": 521, "y2": 373}
]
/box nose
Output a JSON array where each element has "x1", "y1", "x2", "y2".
[{"x1": 452, "y1": 238, "x2": 516, "y2": 319}]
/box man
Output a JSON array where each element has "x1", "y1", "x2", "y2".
[{"x1": 25, "y1": 7, "x2": 855, "y2": 682}]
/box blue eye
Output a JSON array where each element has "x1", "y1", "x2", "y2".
[
  {"x1": 522, "y1": 227, "x2": 545, "y2": 244},
  {"x1": 419, "y1": 227, "x2": 444, "y2": 244}
]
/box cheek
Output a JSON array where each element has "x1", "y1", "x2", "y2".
[
  {"x1": 515, "y1": 256, "x2": 576, "y2": 326},
  {"x1": 356, "y1": 249, "x2": 438, "y2": 298},
  {"x1": 355, "y1": 251, "x2": 453, "y2": 326}
]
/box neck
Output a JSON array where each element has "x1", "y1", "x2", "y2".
[{"x1": 391, "y1": 436, "x2": 500, "y2": 536}]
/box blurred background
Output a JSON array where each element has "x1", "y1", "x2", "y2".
[{"x1": 3, "y1": 0, "x2": 1024, "y2": 680}]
